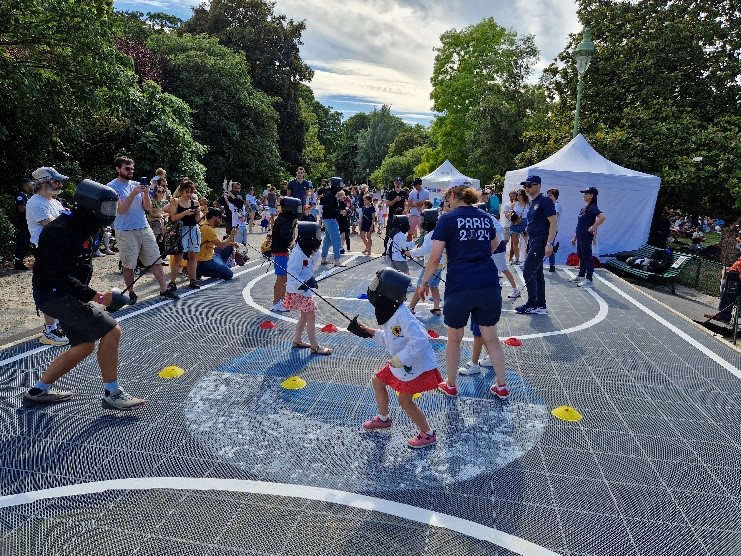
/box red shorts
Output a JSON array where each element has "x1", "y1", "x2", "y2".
[
  {"x1": 375, "y1": 364, "x2": 443, "y2": 395},
  {"x1": 283, "y1": 292, "x2": 318, "y2": 313}
]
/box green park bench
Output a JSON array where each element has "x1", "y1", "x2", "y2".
[{"x1": 604, "y1": 245, "x2": 692, "y2": 294}]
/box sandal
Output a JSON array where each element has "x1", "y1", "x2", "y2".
[
  {"x1": 430, "y1": 308, "x2": 442, "y2": 316},
  {"x1": 320, "y1": 259, "x2": 330, "y2": 265},
  {"x1": 292, "y1": 341, "x2": 311, "y2": 349},
  {"x1": 310, "y1": 345, "x2": 332, "y2": 356}
]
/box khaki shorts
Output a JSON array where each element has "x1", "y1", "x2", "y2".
[{"x1": 117, "y1": 228, "x2": 161, "y2": 269}]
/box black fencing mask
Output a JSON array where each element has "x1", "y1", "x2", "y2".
[{"x1": 367, "y1": 268, "x2": 411, "y2": 324}]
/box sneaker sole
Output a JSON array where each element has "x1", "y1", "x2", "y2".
[
  {"x1": 437, "y1": 387, "x2": 458, "y2": 397},
  {"x1": 457, "y1": 369, "x2": 483, "y2": 376},
  {"x1": 101, "y1": 399, "x2": 146, "y2": 411},
  {"x1": 408, "y1": 439, "x2": 437, "y2": 449},
  {"x1": 23, "y1": 394, "x2": 74, "y2": 404},
  {"x1": 39, "y1": 338, "x2": 69, "y2": 346}
]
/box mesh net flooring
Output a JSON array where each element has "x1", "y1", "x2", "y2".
[{"x1": 1, "y1": 254, "x2": 739, "y2": 556}]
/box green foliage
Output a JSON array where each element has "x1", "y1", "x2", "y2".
[
  {"x1": 334, "y1": 113, "x2": 371, "y2": 182},
  {"x1": 427, "y1": 18, "x2": 539, "y2": 180},
  {"x1": 147, "y1": 32, "x2": 281, "y2": 189},
  {"x1": 372, "y1": 146, "x2": 426, "y2": 188},
  {"x1": 298, "y1": 84, "x2": 342, "y2": 178},
  {"x1": 387, "y1": 126, "x2": 429, "y2": 158},
  {"x1": 183, "y1": 0, "x2": 313, "y2": 169},
  {"x1": 355, "y1": 105, "x2": 406, "y2": 180},
  {"x1": 528, "y1": 0, "x2": 740, "y2": 217}
]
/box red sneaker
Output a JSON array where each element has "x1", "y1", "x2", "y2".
[
  {"x1": 490, "y1": 383, "x2": 510, "y2": 400},
  {"x1": 362, "y1": 416, "x2": 392, "y2": 430},
  {"x1": 408, "y1": 431, "x2": 437, "y2": 449},
  {"x1": 437, "y1": 381, "x2": 458, "y2": 397}
]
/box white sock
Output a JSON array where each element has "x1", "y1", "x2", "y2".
[{"x1": 377, "y1": 414, "x2": 389, "y2": 421}]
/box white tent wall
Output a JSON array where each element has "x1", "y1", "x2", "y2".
[
  {"x1": 503, "y1": 135, "x2": 661, "y2": 265},
  {"x1": 420, "y1": 159, "x2": 480, "y2": 203}
]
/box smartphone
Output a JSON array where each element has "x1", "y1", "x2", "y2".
[{"x1": 139, "y1": 177, "x2": 149, "y2": 185}]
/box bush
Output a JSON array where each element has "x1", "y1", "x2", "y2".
[{"x1": 0, "y1": 194, "x2": 18, "y2": 264}]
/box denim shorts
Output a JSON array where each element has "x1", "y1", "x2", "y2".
[
  {"x1": 443, "y1": 287, "x2": 502, "y2": 329},
  {"x1": 416, "y1": 267, "x2": 442, "y2": 288},
  {"x1": 181, "y1": 225, "x2": 201, "y2": 253}
]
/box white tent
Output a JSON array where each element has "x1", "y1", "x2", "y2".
[
  {"x1": 503, "y1": 134, "x2": 661, "y2": 264},
  {"x1": 421, "y1": 160, "x2": 480, "y2": 203}
]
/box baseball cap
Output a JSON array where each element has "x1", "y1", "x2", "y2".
[
  {"x1": 394, "y1": 177, "x2": 403, "y2": 183},
  {"x1": 580, "y1": 187, "x2": 599, "y2": 195},
  {"x1": 32, "y1": 167, "x2": 68, "y2": 183},
  {"x1": 412, "y1": 178, "x2": 423, "y2": 185},
  {"x1": 519, "y1": 175, "x2": 541, "y2": 186}
]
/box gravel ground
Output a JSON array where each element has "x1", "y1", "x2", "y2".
[{"x1": 0, "y1": 227, "x2": 379, "y2": 348}]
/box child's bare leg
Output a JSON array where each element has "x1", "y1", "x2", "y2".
[
  {"x1": 398, "y1": 394, "x2": 431, "y2": 432},
  {"x1": 431, "y1": 286, "x2": 441, "y2": 310},
  {"x1": 372, "y1": 376, "x2": 390, "y2": 416},
  {"x1": 305, "y1": 311, "x2": 319, "y2": 347},
  {"x1": 502, "y1": 270, "x2": 517, "y2": 289},
  {"x1": 292, "y1": 312, "x2": 308, "y2": 344},
  {"x1": 479, "y1": 324, "x2": 506, "y2": 386},
  {"x1": 408, "y1": 290, "x2": 421, "y2": 310},
  {"x1": 471, "y1": 335, "x2": 484, "y2": 364}
]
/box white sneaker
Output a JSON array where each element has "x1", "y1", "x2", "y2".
[
  {"x1": 102, "y1": 388, "x2": 146, "y2": 411},
  {"x1": 478, "y1": 354, "x2": 492, "y2": 367},
  {"x1": 507, "y1": 287, "x2": 521, "y2": 299},
  {"x1": 40, "y1": 328, "x2": 69, "y2": 346},
  {"x1": 271, "y1": 301, "x2": 289, "y2": 313},
  {"x1": 458, "y1": 361, "x2": 483, "y2": 376},
  {"x1": 568, "y1": 276, "x2": 583, "y2": 282},
  {"x1": 103, "y1": 248, "x2": 115, "y2": 255},
  {"x1": 577, "y1": 279, "x2": 593, "y2": 288}
]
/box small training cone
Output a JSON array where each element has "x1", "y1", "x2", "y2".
[
  {"x1": 551, "y1": 405, "x2": 583, "y2": 422},
  {"x1": 281, "y1": 376, "x2": 307, "y2": 390},
  {"x1": 259, "y1": 320, "x2": 277, "y2": 329},
  {"x1": 503, "y1": 337, "x2": 523, "y2": 346},
  {"x1": 396, "y1": 391, "x2": 422, "y2": 400},
  {"x1": 159, "y1": 365, "x2": 185, "y2": 379},
  {"x1": 321, "y1": 323, "x2": 339, "y2": 333},
  {"x1": 427, "y1": 329, "x2": 440, "y2": 339},
  {"x1": 357, "y1": 293, "x2": 368, "y2": 299}
]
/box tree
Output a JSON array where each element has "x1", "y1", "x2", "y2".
[
  {"x1": 298, "y1": 84, "x2": 342, "y2": 178},
  {"x1": 527, "y1": 0, "x2": 741, "y2": 217},
  {"x1": 148, "y1": 32, "x2": 281, "y2": 189},
  {"x1": 355, "y1": 105, "x2": 406, "y2": 180},
  {"x1": 183, "y1": 0, "x2": 313, "y2": 169},
  {"x1": 334, "y1": 113, "x2": 370, "y2": 182},
  {"x1": 423, "y1": 18, "x2": 539, "y2": 180},
  {"x1": 387, "y1": 126, "x2": 429, "y2": 158},
  {"x1": 372, "y1": 146, "x2": 425, "y2": 188}
]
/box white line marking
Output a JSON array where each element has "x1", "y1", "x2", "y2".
[
  {"x1": 0, "y1": 478, "x2": 559, "y2": 556},
  {"x1": 0, "y1": 260, "x2": 265, "y2": 369},
  {"x1": 243, "y1": 268, "x2": 609, "y2": 341},
  {"x1": 595, "y1": 274, "x2": 741, "y2": 378}
]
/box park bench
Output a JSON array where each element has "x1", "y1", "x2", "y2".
[{"x1": 604, "y1": 244, "x2": 692, "y2": 294}]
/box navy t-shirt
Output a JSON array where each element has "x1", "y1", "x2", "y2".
[
  {"x1": 525, "y1": 193, "x2": 556, "y2": 237},
  {"x1": 361, "y1": 205, "x2": 376, "y2": 230},
  {"x1": 575, "y1": 203, "x2": 602, "y2": 236},
  {"x1": 431, "y1": 205, "x2": 499, "y2": 295},
  {"x1": 287, "y1": 179, "x2": 307, "y2": 205}
]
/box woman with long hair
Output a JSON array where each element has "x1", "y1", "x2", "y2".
[
  {"x1": 570, "y1": 187, "x2": 606, "y2": 288},
  {"x1": 168, "y1": 179, "x2": 202, "y2": 289},
  {"x1": 507, "y1": 189, "x2": 529, "y2": 265}
]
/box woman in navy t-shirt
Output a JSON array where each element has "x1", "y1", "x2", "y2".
[
  {"x1": 570, "y1": 187, "x2": 606, "y2": 287},
  {"x1": 418, "y1": 183, "x2": 509, "y2": 401}
]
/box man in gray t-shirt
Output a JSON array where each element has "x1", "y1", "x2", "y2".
[{"x1": 107, "y1": 156, "x2": 178, "y2": 304}]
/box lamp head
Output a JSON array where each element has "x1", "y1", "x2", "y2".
[{"x1": 573, "y1": 28, "x2": 597, "y2": 76}]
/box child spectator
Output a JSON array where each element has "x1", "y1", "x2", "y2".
[
  {"x1": 386, "y1": 214, "x2": 415, "y2": 281},
  {"x1": 260, "y1": 207, "x2": 270, "y2": 233},
  {"x1": 406, "y1": 209, "x2": 444, "y2": 315},
  {"x1": 260, "y1": 234, "x2": 273, "y2": 260},
  {"x1": 359, "y1": 194, "x2": 376, "y2": 255},
  {"x1": 348, "y1": 268, "x2": 442, "y2": 448}
]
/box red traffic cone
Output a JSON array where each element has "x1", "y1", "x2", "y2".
[
  {"x1": 427, "y1": 329, "x2": 440, "y2": 339},
  {"x1": 259, "y1": 320, "x2": 277, "y2": 330},
  {"x1": 503, "y1": 337, "x2": 522, "y2": 346},
  {"x1": 321, "y1": 323, "x2": 339, "y2": 333}
]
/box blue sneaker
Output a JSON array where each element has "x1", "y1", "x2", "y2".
[
  {"x1": 534, "y1": 305, "x2": 549, "y2": 315},
  {"x1": 515, "y1": 303, "x2": 536, "y2": 314}
]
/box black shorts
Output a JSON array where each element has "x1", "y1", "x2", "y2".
[
  {"x1": 36, "y1": 295, "x2": 117, "y2": 347},
  {"x1": 443, "y1": 287, "x2": 502, "y2": 329}
]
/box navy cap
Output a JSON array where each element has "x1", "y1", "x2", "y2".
[
  {"x1": 520, "y1": 175, "x2": 541, "y2": 186},
  {"x1": 580, "y1": 187, "x2": 599, "y2": 195}
]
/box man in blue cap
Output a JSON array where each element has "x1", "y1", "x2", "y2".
[{"x1": 515, "y1": 175, "x2": 557, "y2": 315}]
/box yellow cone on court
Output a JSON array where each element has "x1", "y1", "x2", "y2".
[
  {"x1": 159, "y1": 365, "x2": 185, "y2": 379},
  {"x1": 281, "y1": 376, "x2": 307, "y2": 390},
  {"x1": 551, "y1": 405, "x2": 583, "y2": 422},
  {"x1": 396, "y1": 391, "x2": 422, "y2": 400}
]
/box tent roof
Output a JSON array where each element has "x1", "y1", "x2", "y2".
[
  {"x1": 420, "y1": 160, "x2": 477, "y2": 183},
  {"x1": 531, "y1": 134, "x2": 657, "y2": 178}
]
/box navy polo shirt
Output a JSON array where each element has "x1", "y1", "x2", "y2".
[
  {"x1": 525, "y1": 193, "x2": 556, "y2": 237},
  {"x1": 575, "y1": 204, "x2": 602, "y2": 236}
]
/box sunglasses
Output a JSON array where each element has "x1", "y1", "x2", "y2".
[{"x1": 523, "y1": 183, "x2": 534, "y2": 188}]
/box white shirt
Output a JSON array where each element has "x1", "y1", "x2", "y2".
[
  {"x1": 408, "y1": 188, "x2": 430, "y2": 216},
  {"x1": 387, "y1": 231, "x2": 416, "y2": 261},
  {"x1": 373, "y1": 304, "x2": 437, "y2": 381},
  {"x1": 286, "y1": 247, "x2": 320, "y2": 297},
  {"x1": 26, "y1": 194, "x2": 65, "y2": 247}
]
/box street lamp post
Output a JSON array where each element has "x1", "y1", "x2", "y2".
[{"x1": 572, "y1": 27, "x2": 597, "y2": 138}]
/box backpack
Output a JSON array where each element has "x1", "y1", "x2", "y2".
[{"x1": 566, "y1": 253, "x2": 579, "y2": 266}]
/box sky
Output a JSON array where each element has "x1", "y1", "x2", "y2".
[{"x1": 114, "y1": 0, "x2": 582, "y2": 124}]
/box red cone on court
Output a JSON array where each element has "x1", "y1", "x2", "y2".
[
  {"x1": 503, "y1": 337, "x2": 522, "y2": 346},
  {"x1": 259, "y1": 320, "x2": 277, "y2": 330},
  {"x1": 321, "y1": 323, "x2": 338, "y2": 333},
  {"x1": 427, "y1": 329, "x2": 440, "y2": 339}
]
